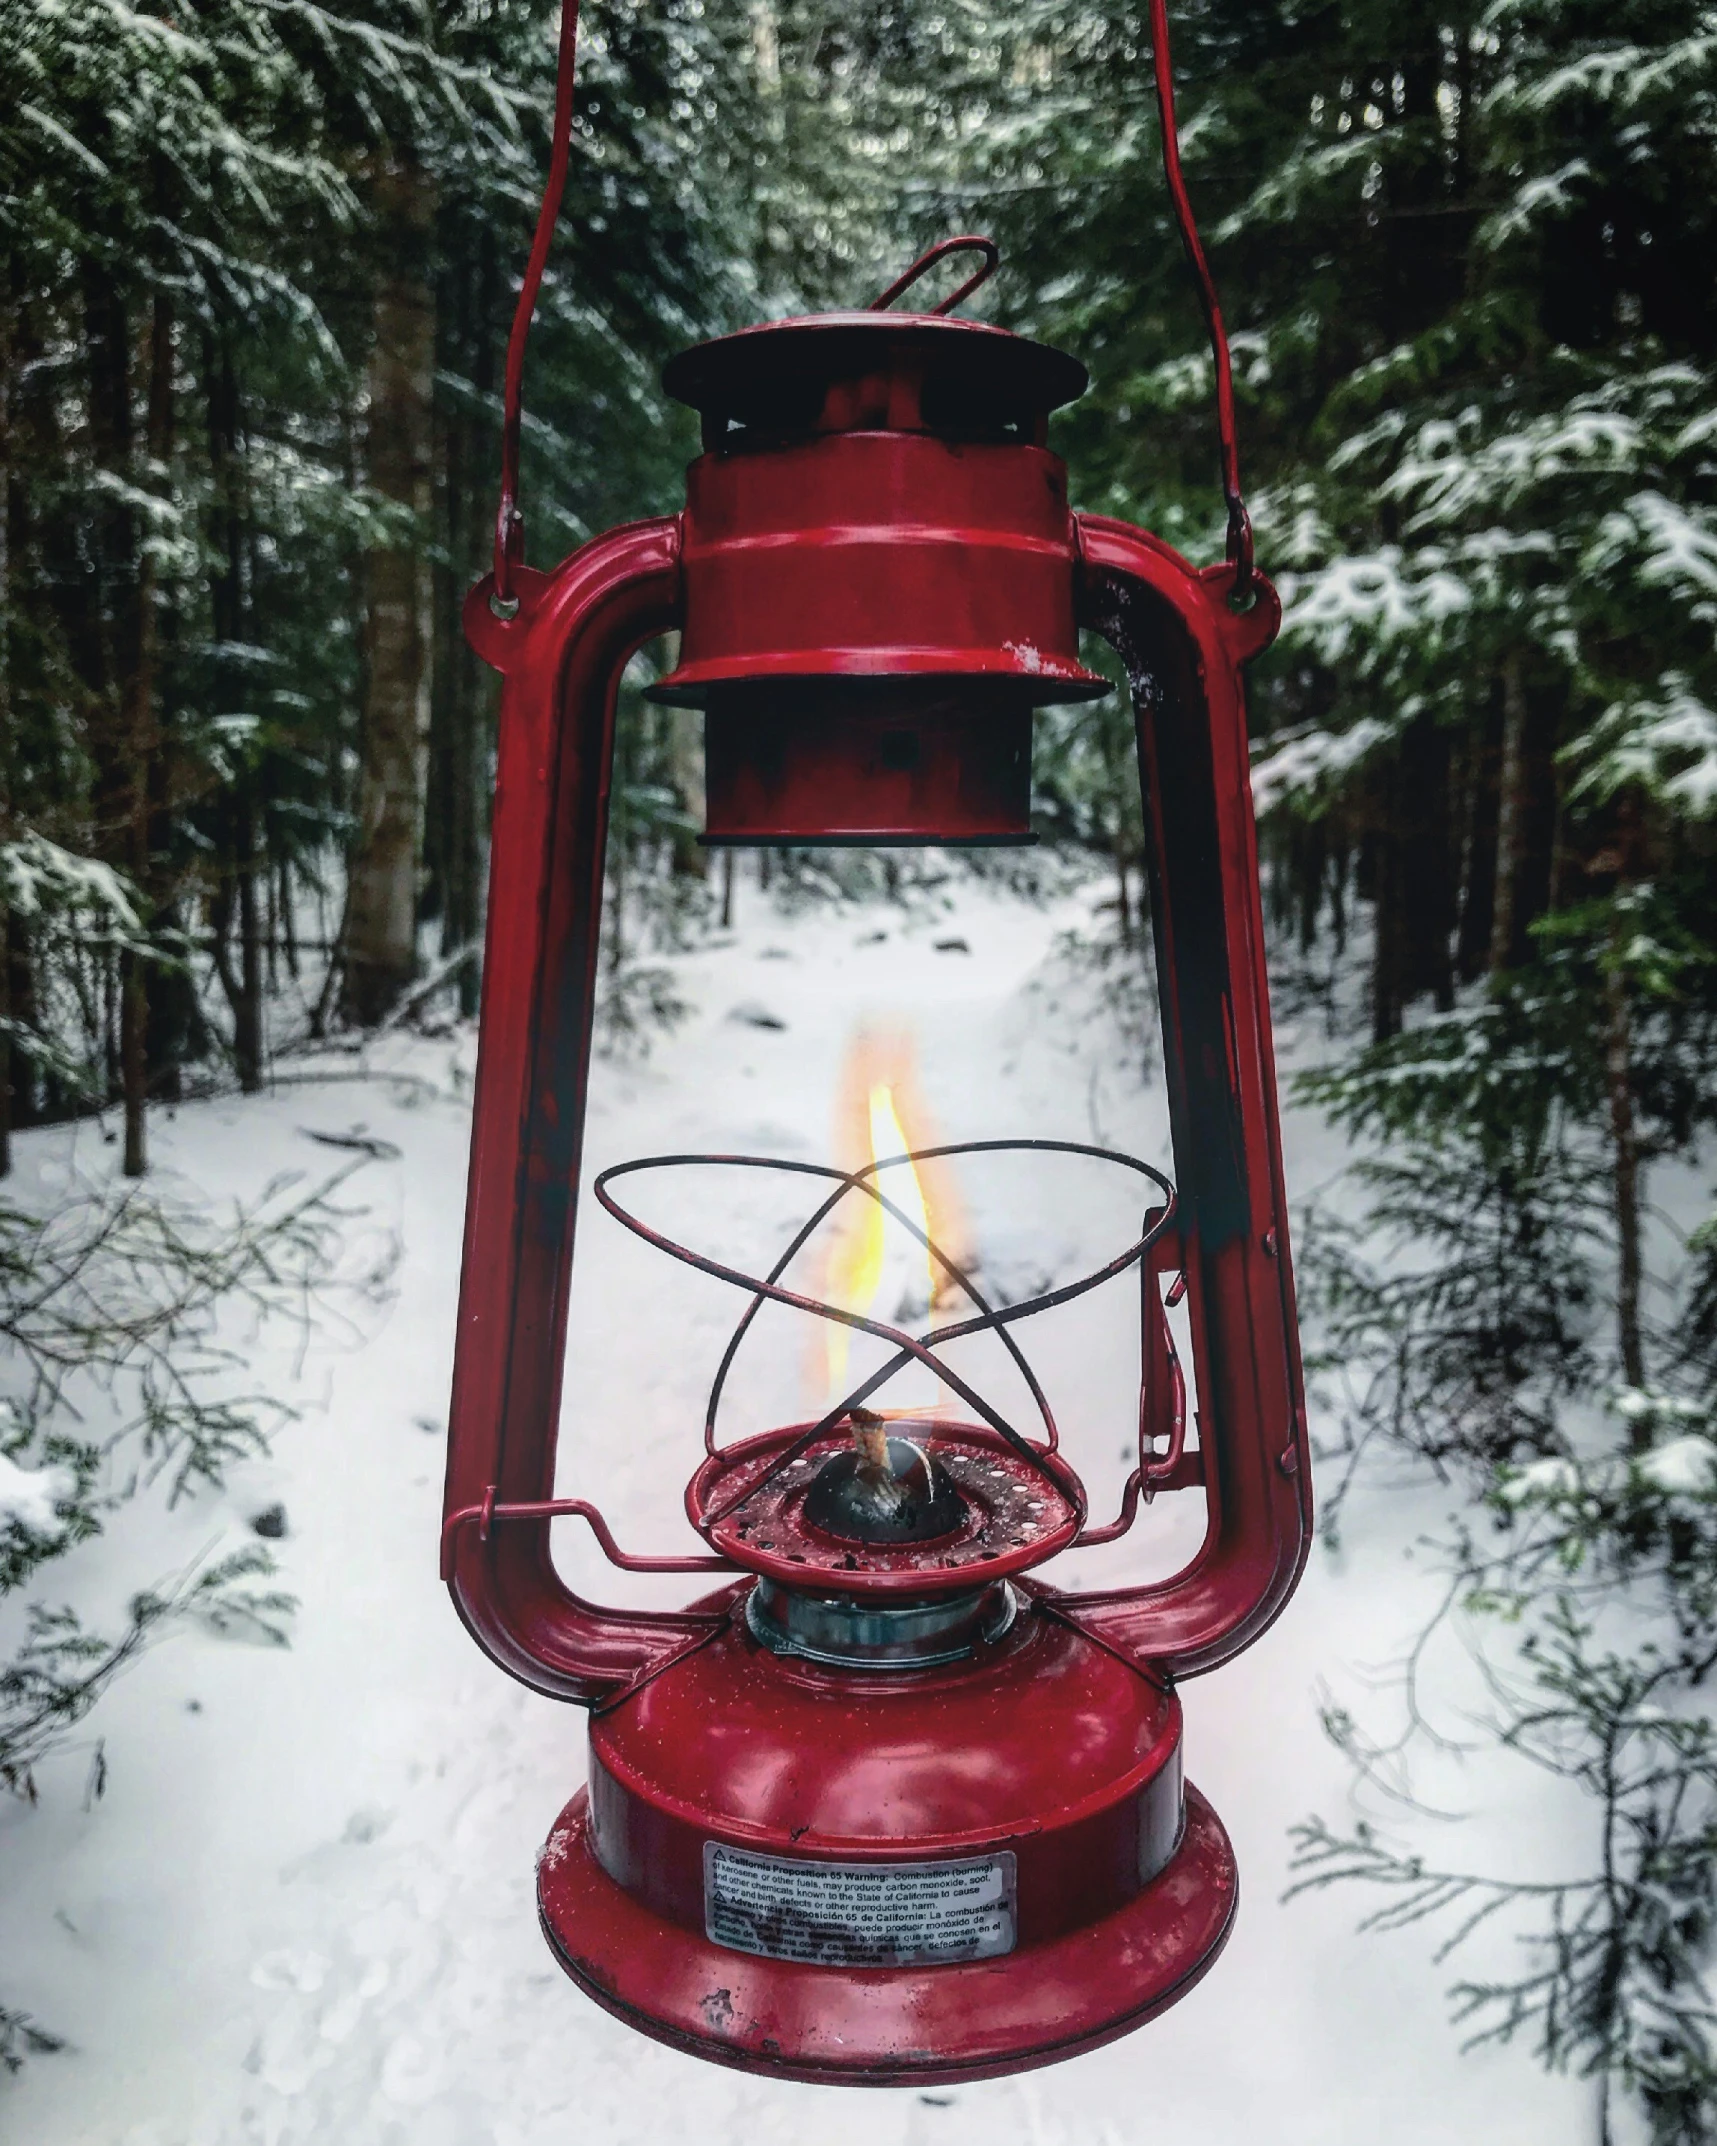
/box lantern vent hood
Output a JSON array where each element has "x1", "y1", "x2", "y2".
[
  {"x1": 663, "y1": 310, "x2": 1090, "y2": 446},
  {"x1": 649, "y1": 307, "x2": 1108, "y2": 845}
]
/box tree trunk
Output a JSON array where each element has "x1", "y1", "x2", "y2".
[
  {"x1": 1604, "y1": 801, "x2": 1648, "y2": 1420},
  {"x1": 117, "y1": 288, "x2": 174, "y2": 1173},
  {"x1": 1491, "y1": 653, "x2": 1561, "y2": 971},
  {"x1": 207, "y1": 811, "x2": 262, "y2": 1096},
  {"x1": 234, "y1": 781, "x2": 263, "y2": 1091},
  {"x1": 81, "y1": 255, "x2": 157, "y2": 1168},
  {"x1": 434, "y1": 230, "x2": 496, "y2": 1022},
  {"x1": 1372, "y1": 868, "x2": 1403, "y2": 1040},
  {"x1": 1371, "y1": 767, "x2": 1405, "y2": 1043},
  {"x1": 343, "y1": 157, "x2": 437, "y2": 1027},
  {"x1": 279, "y1": 857, "x2": 299, "y2": 980},
  {"x1": 0, "y1": 277, "x2": 13, "y2": 1177},
  {"x1": 1512, "y1": 691, "x2": 1561, "y2": 961},
  {"x1": 4, "y1": 916, "x2": 36, "y2": 1139},
  {"x1": 1293, "y1": 819, "x2": 1327, "y2": 955},
  {"x1": 1399, "y1": 710, "x2": 1455, "y2": 1011},
  {"x1": 204, "y1": 331, "x2": 263, "y2": 1092},
  {"x1": 666, "y1": 704, "x2": 708, "y2": 881},
  {"x1": 1457, "y1": 684, "x2": 1503, "y2": 982},
  {"x1": 1490, "y1": 652, "x2": 1527, "y2": 973},
  {"x1": 1606, "y1": 946, "x2": 1646, "y2": 1413},
  {"x1": 0, "y1": 924, "x2": 9, "y2": 1181}
]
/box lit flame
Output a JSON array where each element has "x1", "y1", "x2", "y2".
[{"x1": 819, "y1": 1031, "x2": 963, "y2": 1411}]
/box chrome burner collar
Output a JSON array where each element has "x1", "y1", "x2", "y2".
[{"x1": 746, "y1": 1577, "x2": 1016, "y2": 1670}]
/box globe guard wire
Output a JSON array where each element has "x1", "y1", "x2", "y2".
[
  {"x1": 598, "y1": 1150, "x2": 1072, "y2": 1516},
  {"x1": 593, "y1": 1139, "x2": 1178, "y2": 1535},
  {"x1": 698, "y1": 1155, "x2": 1064, "y2": 1459}
]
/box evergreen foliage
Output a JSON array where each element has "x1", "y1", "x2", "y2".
[
  {"x1": 0, "y1": 1159, "x2": 370, "y2": 2049},
  {"x1": 2, "y1": 0, "x2": 1715, "y2": 2127}
]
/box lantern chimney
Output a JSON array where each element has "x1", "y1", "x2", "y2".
[{"x1": 650, "y1": 274, "x2": 1109, "y2": 846}]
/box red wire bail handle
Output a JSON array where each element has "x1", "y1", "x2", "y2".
[
  {"x1": 1147, "y1": 0, "x2": 1255, "y2": 603},
  {"x1": 492, "y1": 0, "x2": 1252, "y2": 609},
  {"x1": 492, "y1": 0, "x2": 582, "y2": 615},
  {"x1": 869, "y1": 236, "x2": 1001, "y2": 316}
]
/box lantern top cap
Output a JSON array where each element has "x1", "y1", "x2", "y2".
[{"x1": 663, "y1": 312, "x2": 1088, "y2": 436}]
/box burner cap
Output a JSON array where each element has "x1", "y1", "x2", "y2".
[{"x1": 803, "y1": 1431, "x2": 967, "y2": 1545}]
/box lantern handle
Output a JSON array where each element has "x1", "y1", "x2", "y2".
[
  {"x1": 869, "y1": 235, "x2": 1001, "y2": 317},
  {"x1": 491, "y1": 0, "x2": 582, "y2": 614},
  {"x1": 1147, "y1": 0, "x2": 1254, "y2": 602}
]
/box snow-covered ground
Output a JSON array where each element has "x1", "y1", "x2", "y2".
[{"x1": 1, "y1": 881, "x2": 1593, "y2": 2144}]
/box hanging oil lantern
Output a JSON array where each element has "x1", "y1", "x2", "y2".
[{"x1": 441, "y1": 0, "x2": 1309, "y2": 2086}]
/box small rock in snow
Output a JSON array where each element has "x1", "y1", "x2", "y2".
[
  {"x1": 933, "y1": 936, "x2": 971, "y2": 954},
  {"x1": 250, "y1": 1502, "x2": 289, "y2": 1539},
  {"x1": 728, "y1": 1001, "x2": 787, "y2": 1030}
]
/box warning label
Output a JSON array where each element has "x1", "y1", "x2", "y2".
[{"x1": 703, "y1": 1843, "x2": 1017, "y2": 1967}]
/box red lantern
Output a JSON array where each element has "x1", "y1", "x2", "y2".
[{"x1": 441, "y1": 0, "x2": 1309, "y2": 2089}]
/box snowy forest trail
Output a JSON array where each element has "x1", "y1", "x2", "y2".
[{"x1": 0, "y1": 885, "x2": 1588, "y2": 2146}]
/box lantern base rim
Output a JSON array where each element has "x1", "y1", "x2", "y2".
[{"x1": 536, "y1": 1783, "x2": 1236, "y2": 2086}]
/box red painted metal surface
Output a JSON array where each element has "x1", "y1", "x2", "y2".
[
  {"x1": 492, "y1": 0, "x2": 581, "y2": 608},
  {"x1": 530, "y1": 1588, "x2": 1230, "y2": 2083},
  {"x1": 869, "y1": 234, "x2": 1001, "y2": 316},
  {"x1": 700, "y1": 680, "x2": 1038, "y2": 846},
  {"x1": 445, "y1": 518, "x2": 731, "y2": 1703},
  {"x1": 686, "y1": 1421, "x2": 1085, "y2": 1595},
  {"x1": 1059, "y1": 524, "x2": 1310, "y2": 1671},
  {"x1": 652, "y1": 316, "x2": 1106, "y2": 843},
  {"x1": 588, "y1": 1597, "x2": 1182, "y2": 1940},
  {"x1": 1146, "y1": 0, "x2": 1254, "y2": 595},
  {"x1": 448, "y1": 490, "x2": 1308, "y2": 1678},
  {"x1": 447, "y1": 0, "x2": 1302, "y2": 2079},
  {"x1": 655, "y1": 390, "x2": 1106, "y2": 703},
  {"x1": 538, "y1": 1785, "x2": 1235, "y2": 2084}
]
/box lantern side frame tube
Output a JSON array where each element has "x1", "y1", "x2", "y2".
[
  {"x1": 443, "y1": 518, "x2": 737, "y2": 1707},
  {"x1": 1053, "y1": 516, "x2": 1312, "y2": 1676}
]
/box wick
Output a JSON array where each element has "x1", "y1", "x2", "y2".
[{"x1": 847, "y1": 1405, "x2": 889, "y2": 1473}]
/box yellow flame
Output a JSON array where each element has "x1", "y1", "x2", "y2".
[{"x1": 820, "y1": 1033, "x2": 961, "y2": 1408}]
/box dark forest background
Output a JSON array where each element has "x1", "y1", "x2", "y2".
[{"x1": 3, "y1": 0, "x2": 1716, "y2": 2135}]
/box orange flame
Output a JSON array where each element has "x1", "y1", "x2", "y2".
[{"x1": 819, "y1": 1029, "x2": 965, "y2": 1409}]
